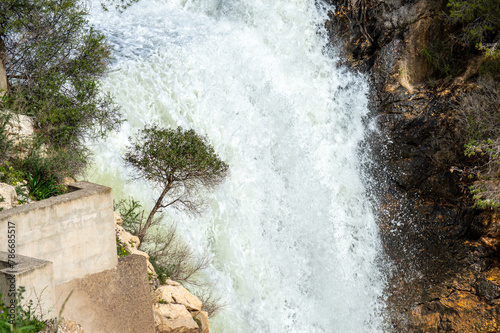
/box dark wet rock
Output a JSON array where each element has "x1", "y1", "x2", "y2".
[{"x1": 325, "y1": 0, "x2": 500, "y2": 331}]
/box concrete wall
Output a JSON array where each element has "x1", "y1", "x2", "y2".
[
  {"x1": 55, "y1": 255, "x2": 156, "y2": 333},
  {"x1": 0, "y1": 252, "x2": 56, "y2": 319},
  {"x1": 0, "y1": 182, "x2": 118, "y2": 286}
]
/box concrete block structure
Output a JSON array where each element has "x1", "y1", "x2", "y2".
[
  {"x1": 0, "y1": 181, "x2": 118, "y2": 319},
  {"x1": 0, "y1": 252, "x2": 56, "y2": 318}
]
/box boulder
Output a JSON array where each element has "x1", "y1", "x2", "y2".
[
  {"x1": 0, "y1": 183, "x2": 17, "y2": 210},
  {"x1": 114, "y1": 211, "x2": 123, "y2": 226},
  {"x1": 192, "y1": 311, "x2": 209, "y2": 333},
  {"x1": 4, "y1": 113, "x2": 34, "y2": 140},
  {"x1": 114, "y1": 221, "x2": 156, "y2": 277},
  {"x1": 155, "y1": 283, "x2": 202, "y2": 312},
  {"x1": 62, "y1": 177, "x2": 76, "y2": 186},
  {"x1": 115, "y1": 224, "x2": 141, "y2": 250},
  {"x1": 2, "y1": 112, "x2": 35, "y2": 159},
  {"x1": 154, "y1": 303, "x2": 198, "y2": 333}
]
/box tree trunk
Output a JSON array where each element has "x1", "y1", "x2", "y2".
[
  {"x1": 0, "y1": 37, "x2": 8, "y2": 96},
  {"x1": 138, "y1": 183, "x2": 172, "y2": 243}
]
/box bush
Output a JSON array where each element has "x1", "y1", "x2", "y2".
[
  {"x1": 0, "y1": 287, "x2": 47, "y2": 333},
  {"x1": 421, "y1": 40, "x2": 469, "y2": 78},
  {"x1": 457, "y1": 77, "x2": 500, "y2": 207},
  {"x1": 143, "y1": 224, "x2": 212, "y2": 286},
  {"x1": 0, "y1": 0, "x2": 122, "y2": 178},
  {"x1": 447, "y1": 0, "x2": 500, "y2": 57},
  {"x1": 115, "y1": 196, "x2": 227, "y2": 316},
  {"x1": 115, "y1": 197, "x2": 149, "y2": 236}
]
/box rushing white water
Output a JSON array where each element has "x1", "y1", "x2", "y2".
[{"x1": 87, "y1": 0, "x2": 386, "y2": 331}]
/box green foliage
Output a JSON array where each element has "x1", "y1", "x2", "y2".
[
  {"x1": 124, "y1": 125, "x2": 228, "y2": 241},
  {"x1": 421, "y1": 40, "x2": 470, "y2": 78},
  {"x1": 24, "y1": 170, "x2": 65, "y2": 201},
  {"x1": 116, "y1": 236, "x2": 130, "y2": 257},
  {"x1": 149, "y1": 255, "x2": 169, "y2": 285},
  {"x1": 115, "y1": 197, "x2": 145, "y2": 235},
  {"x1": 18, "y1": 153, "x2": 70, "y2": 200},
  {"x1": 0, "y1": 0, "x2": 122, "y2": 178},
  {"x1": 124, "y1": 125, "x2": 229, "y2": 194},
  {"x1": 479, "y1": 56, "x2": 500, "y2": 77},
  {"x1": 0, "y1": 163, "x2": 24, "y2": 187},
  {"x1": 458, "y1": 77, "x2": 500, "y2": 208},
  {"x1": 0, "y1": 287, "x2": 47, "y2": 333},
  {"x1": 447, "y1": 0, "x2": 500, "y2": 57}
]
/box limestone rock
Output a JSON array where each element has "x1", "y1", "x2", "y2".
[
  {"x1": 0, "y1": 183, "x2": 17, "y2": 210},
  {"x1": 114, "y1": 221, "x2": 156, "y2": 277},
  {"x1": 4, "y1": 113, "x2": 34, "y2": 140},
  {"x1": 115, "y1": 224, "x2": 141, "y2": 250},
  {"x1": 192, "y1": 311, "x2": 209, "y2": 333},
  {"x1": 155, "y1": 283, "x2": 202, "y2": 312},
  {"x1": 2, "y1": 112, "x2": 35, "y2": 159},
  {"x1": 40, "y1": 317, "x2": 86, "y2": 333},
  {"x1": 62, "y1": 177, "x2": 76, "y2": 186},
  {"x1": 154, "y1": 303, "x2": 198, "y2": 333},
  {"x1": 165, "y1": 279, "x2": 181, "y2": 286},
  {"x1": 114, "y1": 211, "x2": 123, "y2": 226}
]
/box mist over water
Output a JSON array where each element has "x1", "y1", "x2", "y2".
[{"x1": 88, "y1": 0, "x2": 386, "y2": 331}]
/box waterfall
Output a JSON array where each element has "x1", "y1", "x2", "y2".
[{"x1": 88, "y1": 0, "x2": 386, "y2": 331}]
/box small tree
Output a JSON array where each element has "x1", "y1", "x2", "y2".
[
  {"x1": 0, "y1": 0, "x2": 122, "y2": 178},
  {"x1": 447, "y1": 0, "x2": 500, "y2": 57},
  {"x1": 124, "y1": 125, "x2": 229, "y2": 241}
]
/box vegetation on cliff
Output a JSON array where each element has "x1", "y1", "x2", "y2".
[
  {"x1": 0, "y1": 287, "x2": 46, "y2": 332},
  {"x1": 0, "y1": 0, "x2": 122, "y2": 200},
  {"x1": 412, "y1": 0, "x2": 500, "y2": 208},
  {"x1": 124, "y1": 125, "x2": 229, "y2": 242},
  {"x1": 118, "y1": 124, "x2": 229, "y2": 317},
  {"x1": 448, "y1": 0, "x2": 500, "y2": 58},
  {"x1": 327, "y1": 0, "x2": 500, "y2": 331}
]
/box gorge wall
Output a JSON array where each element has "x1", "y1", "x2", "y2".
[{"x1": 325, "y1": 0, "x2": 500, "y2": 331}]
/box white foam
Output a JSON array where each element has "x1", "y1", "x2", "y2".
[{"x1": 88, "y1": 0, "x2": 386, "y2": 331}]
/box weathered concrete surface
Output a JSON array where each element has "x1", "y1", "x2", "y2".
[
  {"x1": 0, "y1": 252, "x2": 56, "y2": 319},
  {"x1": 0, "y1": 181, "x2": 117, "y2": 285},
  {"x1": 55, "y1": 254, "x2": 155, "y2": 333}
]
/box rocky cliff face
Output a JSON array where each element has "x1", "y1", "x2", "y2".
[
  {"x1": 325, "y1": 0, "x2": 500, "y2": 331},
  {"x1": 115, "y1": 214, "x2": 210, "y2": 333}
]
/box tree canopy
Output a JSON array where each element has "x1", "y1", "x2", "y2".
[
  {"x1": 0, "y1": 0, "x2": 122, "y2": 177},
  {"x1": 124, "y1": 125, "x2": 229, "y2": 240}
]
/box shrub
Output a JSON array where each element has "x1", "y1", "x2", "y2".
[
  {"x1": 0, "y1": 287, "x2": 47, "y2": 333},
  {"x1": 143, "y1": 224, "x2": 212, "y2": 286},
  {"x1": 194, "y1": 286, "x2": 227, "y2": 318},
  {"x1": 115, "y1": 197, "x2": 149, "y2": 236},
  {"x1": 421, "y1": 40, "x2": 470, "y2": 78},
  {"x1": 457, "y1": 77, "x2": 500, "y2": 207},
  {"x1": 447, "y1": 0, "x2": 500, "y2": 57},
  {"x1": 0, "y1": 0, "x2": 122, "y2": 178}
]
